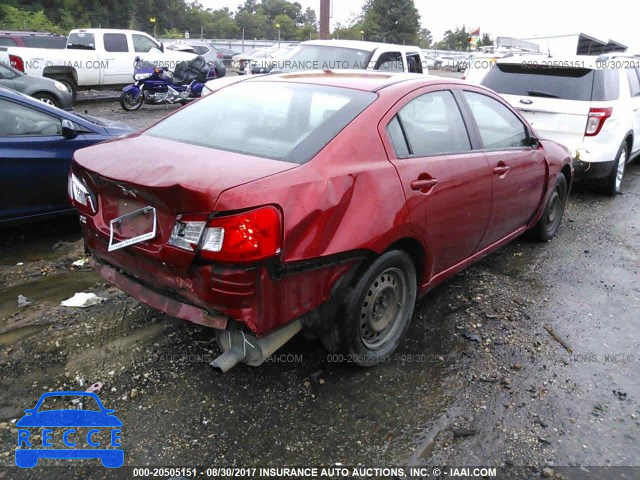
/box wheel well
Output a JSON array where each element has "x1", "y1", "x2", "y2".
[
  {"x1": 386, "y1": 238, "x2": 425, "y2": 284},
  {"x1": 560, "y1": 164, "x2": 572, "y2": 188},
  {"x1": 43, "y1": 66, "x2": 78, "y2": 84}
]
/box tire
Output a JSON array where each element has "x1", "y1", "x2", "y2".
[
  {"x1": 323, "y1": 250, "x2": 417, "y2": 366},
  {"x1": 532, "y1": 173, "x2": 568, "y2": 242},
  {"x1": 32, "y1": 92, "x2": 60, "y2": 108},
  {"x1": 214, "y1": 66, "x2": 226, "y2": 78},
  {"x1": 605, "y1": 142, "x2": 628, "y2": 196},
  {"x1": 50, "y1": 75, "x2": 77, "y2": 100},
  {"x1": 120, "y1": 91, "x2": 144, "y2": 111}
]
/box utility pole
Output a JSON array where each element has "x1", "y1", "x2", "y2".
[{"x1": 319, "y1": 0, "x2": 330, "y2": 40}]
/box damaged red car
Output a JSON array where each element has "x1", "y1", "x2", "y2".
[{"x1": 69, "y1": 71, "x2": 573, "y2": 371}]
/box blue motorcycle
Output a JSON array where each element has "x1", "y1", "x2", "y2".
[{"x1": 120, "y1": 56, "x2": 216, "y2": 111}]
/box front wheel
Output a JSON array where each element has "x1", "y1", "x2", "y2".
[
  {"x1": 120, "y1": 91, "x2": 144, "y2": 111},
  {"x1": 323, "y1": 250, "x2": 417, "y2": 366},
  {"x1": 532, "y1": 173, "x2": 568, "y2": 242}
]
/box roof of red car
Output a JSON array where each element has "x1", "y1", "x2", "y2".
[{"x1": 247, "y1": 70, "x2": 465, "y2": 92}]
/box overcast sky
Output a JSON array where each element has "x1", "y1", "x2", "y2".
[{"x1": 201, "y1": 0, "x2": 640, "y2": 53}]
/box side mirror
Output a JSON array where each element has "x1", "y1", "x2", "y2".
[
  {"x1": 524, "y1": 136, "x2": 539, "y2": 147},
  {"x1": 61, "y1": 119, "x2": 78, "y2": 139}
]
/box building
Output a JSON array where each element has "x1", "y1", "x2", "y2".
[{"x1": 520, "y1": 33, "x2": 627, "y2": 56}]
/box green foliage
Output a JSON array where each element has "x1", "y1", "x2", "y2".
[
  {"x1": 0, "y1": 5, "x2": 64, "y2": 33},
  {"x1": 435, "y1": 26, "x2": 471, "y2": 51},
  {"x1": 477, "y1": 32, "x2": 493, "y2": 47}
]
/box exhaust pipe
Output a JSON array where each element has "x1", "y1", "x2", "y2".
[{"x1": 210, "y1": 320, "x2": 302, "y2": 373}]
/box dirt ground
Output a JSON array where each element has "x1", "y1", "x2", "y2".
[{"x1": 0, "y1": 88, "x2": 639, "y2": 480}]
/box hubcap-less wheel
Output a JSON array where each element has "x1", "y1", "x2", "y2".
[
  {"x1": 360, "y1": 267, "x2": 408, "y2": 349},
  {"x1": 120, "y1": 92, "x2": 143, "y2": 111},
  {"x1": 38, "y1": 97, "x2": 55, "y2": 106}
]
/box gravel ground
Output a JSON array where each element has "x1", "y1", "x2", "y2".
[{"x1": 0, "y1": 85, "x2": 639, "y2": 479}]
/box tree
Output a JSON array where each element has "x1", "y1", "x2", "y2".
[
  {"x1": 477, "y1": 32, "x2": 493, "y2": 47},
  {"x1": 419, "y1": 28, "x2": 432, "y2": 48},
  {"x1": 436, "y1": 26, "x2": 470, "y2": 51},
  {"x1": 361, "y1": 0, "x2": 421, "y2": 44}
]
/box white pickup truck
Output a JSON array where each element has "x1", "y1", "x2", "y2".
[{"x1": 0, "y1": 28, "x2": 195, "y2": 98}]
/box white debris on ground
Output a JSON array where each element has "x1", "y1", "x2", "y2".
[{"x1": 60, "y1": 292, "x2": 105, "y2": 308}]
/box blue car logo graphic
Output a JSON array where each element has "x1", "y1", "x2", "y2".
[{"x1": 15, "y1": 391, "x2": 123, "y2": 468}]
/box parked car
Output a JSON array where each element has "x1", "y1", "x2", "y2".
[
  {"x1": 0, "y1": 28, "x2": 195, "y2": 99},
  {"x1": 0, "y1": 30, "x2": 66, "y2": 49},
  {"x1": 0, "y1": 62, "x2": 72, "y2": 109},
  {"x1": 217, "y1": 47, "x2": 240, "y2": 66},
  {"x1": 247, "y1": 45, "x2": 297, "y2": 74},
  {"x1": 70, "y1": 71, "x2": 572, "y2": 372},
  {"x1": 165, "y1": 40, "x2": 226, "y2": 77},
  {"x1": 481, "y1": 54, "x2": 640, "y2": 195},
  {"x1": 0, "y1": 86, "x2": 132, "y2": 225},
  {"x1": 231, "y1": 46, "x2": 289, "y2": 75},
  {"x1": 421, "y1": 53, "x2": 442, "y2": 69},
  {"x1": 278, "y1": 40, "x2": 429, "y2": 73}
]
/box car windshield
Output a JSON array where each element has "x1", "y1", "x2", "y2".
[
  {"x1": 37, "y1": 395, "x2": 102, "y2": 412},
  {"x1": 280, "y1": 45, "x2": 373, "y2": 71},
  {"x1": 0, "y1": 63, "x2": 20, "y2": 79},
  {"x1": 482, "y1": 64, "x2": 596, "y2": 101},
  {"x1": 146, "y1": 81, "x2": 376, "y2": 164}
]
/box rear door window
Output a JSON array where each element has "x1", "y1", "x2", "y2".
[
  {"x1": 375, "y1": 52, "x2": 404, "y2": 72},
  {"x1": 482, "y1": 64, "x2": 595, "y2": 101},
  {"x1": 406, "y1": 53, "x2": 423, "y2": 73},
  {"x1": 627, "y1": 68, "x2": 640, "y2": 97},
  {"x1": 463, "y1": 91, "x2": 528, "y2": 149},
  {"x1": 104, "y1": 33, "x2": 129, "y2": 53},
  {"x1": 0, "y1": 37, "x2": 17, "y2": 46},
  {"x1": 393, "y1": 90, "x2": 471, "y2": 157}
]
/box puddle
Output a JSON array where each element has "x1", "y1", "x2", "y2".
[
  {"x1": 0, "y1": 217, "x2": 81, "y2": 266},
  {"x1": 0, "y1": 325, "x2": 44, "y2": 345},
  {"x1": 0, "y1": 270, "x2": 102, "y2": 320}
]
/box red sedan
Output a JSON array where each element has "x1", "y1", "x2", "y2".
[{"x1": 69, "y1": 71, "x2": 573, "y2": 371}]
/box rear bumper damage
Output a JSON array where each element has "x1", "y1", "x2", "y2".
[{"x1": 90, "y1": 257, "x2": 228, "y2": 330}]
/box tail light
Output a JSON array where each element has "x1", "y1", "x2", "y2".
[
  {"x1": 168, "y1": 206, "x2": 281, "y2": 263},
  {"x1": 9, "y1": 54, "x2": 24, "y2": 72},
  {"x1": 217, "y1": 52, "x2": 223, "y2": 59},
  {"x1": 585, "y1": 107, "x2": 612, "y2": 137},
  {"x1": 68, "y1": 173, "x2": 97, "y2": 214}
]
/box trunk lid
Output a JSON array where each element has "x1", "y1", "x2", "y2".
[
  {"x1": 501, "y1": 94, "x2": 590, "y2": 149},
  {"x1": 73, "y1": 134, "x2": 296, "y2": 251}
]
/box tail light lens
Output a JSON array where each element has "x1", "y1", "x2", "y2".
[
  {"x1": 168, "y1": 206, "x2": 281, "y2": 263},
  {"x1": 9, "y1": 54, "x2": 24, "y2": 72},
  {"x1": 68, "y1": 173, "x2": 97, "y2": 214},
  {"x1": 585, "y1": 107, "x2": 612, "y2": 136},
  {"x1": 217, "y1": 52, "x2": 223, "y2": 59}
]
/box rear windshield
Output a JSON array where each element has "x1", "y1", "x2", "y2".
[
  {"x1": 278, "y1": 45, "x2": 373, "y2": 71},
  {"x1": 22, "y1": 36, "x2": 67, "y2": 48},
  {"x1": 482, "y1": 64, "x2": 619, "y2": 101},
  {"x1": 146, "y1": 82, "x2": 376, "y2": 164}
]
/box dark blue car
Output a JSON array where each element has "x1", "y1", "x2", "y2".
[
  {"x1": 15, "y1": 391, "x2": 124, "y2": 468},
  {"x1": 0, "y1": 86, "x2": 132, "y2": 225}
]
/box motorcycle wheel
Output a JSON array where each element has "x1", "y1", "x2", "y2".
[{"x1": 120, "y1": 91, "x2": 144, "y2": 111}]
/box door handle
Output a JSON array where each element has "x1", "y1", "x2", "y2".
[
  {"x1": 492, "y1": 165, "x2": 510, "y2": 175},
  {"x1": 410, "y1": 178, "x2": 438, "y2": 193}
]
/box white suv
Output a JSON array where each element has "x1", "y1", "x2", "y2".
[{"x1": 481, "y1": 54, "x2": 640, "y2": 195}]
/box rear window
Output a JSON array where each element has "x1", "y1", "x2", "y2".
[
  {"x1": 21, "y1": 36, "x2": 66, "y2": 48},
  {"x1": 0, "y1": 37, "x2": 17, "y2": 46},
  {"x1": 145, "y1": 82, "x2": 376, "y2": 164},
  {"x1": 482, "y1": 64, "x2": 619, "y2": 101},
  {"x1": 279, "y1": 45, "x2": 373, "y2": 71}
]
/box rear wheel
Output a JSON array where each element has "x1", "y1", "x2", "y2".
[
  {"x1": 323, "y1": 250, "x2": 417, "y2": 366},
  {"x1": 120, "y1": 91, "x2": 144, "y2": 111},
  {"x1": 605, "y1": 142, "x2": 628, "y2": 196},
  {"x1": 532, "y1": 173, "x2": 568, "y2": 242},
  {"x1": 32, "y1": 92, "x2": 60, "y2": 108}
]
